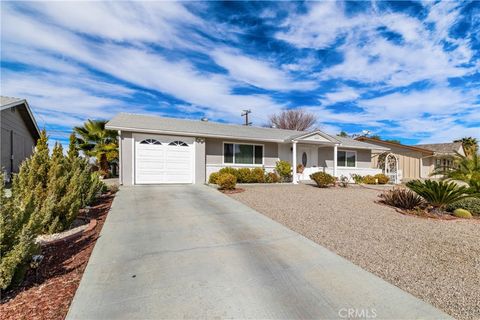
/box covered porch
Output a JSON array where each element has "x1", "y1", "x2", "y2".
[{"x1": 283, "y1": 131, "x2": 384, "y2": 184}]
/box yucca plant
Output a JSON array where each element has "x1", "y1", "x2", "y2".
[
  {"x1": 406, "y1": 180, "x2": 478, "y2": 211},
  {"x1": 378, "y1": 188, "x2": 423, "y2": 209}
]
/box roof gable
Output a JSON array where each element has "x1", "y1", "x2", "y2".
[{"x1": 1, "y1": 96, "x2": 41, "y2": 140}]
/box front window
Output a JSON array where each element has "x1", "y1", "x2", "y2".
[
  {"x1": 337, "y1": 150, "x2": 356, "y2": 167},
  {"x1": 224, "y1": 143, "x2": 263, "y2": 165}
]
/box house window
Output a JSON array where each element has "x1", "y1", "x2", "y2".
[
  {"x1": 435, "y1": 158, "x2": 453, "y2": 171},
  {"x1": 224, "y1": 143, "x2": 263, "y2": 165},
  {"x1": 337, "y1": 150, "x2": 356, "y2": 167}
]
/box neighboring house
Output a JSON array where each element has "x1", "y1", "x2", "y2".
[
  {"x1": 356, "y1": 137, "x2": 465, "y2": 181},
  {"x1": 1, "y1": 96, "x2": 40, "y2": 181},
  {"x1": 416, "y1": 142, "x2": 465, "y2": 177},
  {"x1": 106, "y1": 113, "x2": 388, "y2": 185}
]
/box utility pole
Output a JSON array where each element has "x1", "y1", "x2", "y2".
[{"x1": 241, "y1": 109, "x2": 252, "y2": 126}]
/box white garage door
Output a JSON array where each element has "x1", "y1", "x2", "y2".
[{"x1": 135, "y1": 135, "x2": 194, "y2": 184}]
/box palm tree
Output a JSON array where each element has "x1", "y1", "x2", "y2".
[
  {"x1": 432, "y1": 152, "x2": 480, "y2": 192},
  {"x1": 74, "y1": 120, "x2": 118, "y2": 174},
  {"x1": 454, "y1": 137, "x2": 478, "y2": 158}
]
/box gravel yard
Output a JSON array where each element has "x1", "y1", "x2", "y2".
[{"x1": 229, "y1": 184, "x2": 480, "y2": 320}]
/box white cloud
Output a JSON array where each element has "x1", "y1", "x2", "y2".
[
  {"x1": 321, "y1": 87, "x2": 361, "y2": 105},
  {"x1": 211, "y1": 49, "x2": 316, "y2": 91},
  {"x1": 358, "y1": 87, "x2": 479, "y2": 119},
  {"x1": 278, "y1": 2, "x2": 474, "y2": 87}
]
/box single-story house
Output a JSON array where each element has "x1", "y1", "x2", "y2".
[
  {"x1": 1, "y1": 96, "x2": 40, "y2": 181},
  {"x1": 106, "y1": 113, "x2": 389, "y2": 185},
  {"x1": 356, "y1": 137, "x2": 465, "y2": 181},
  {"x1": 416, "y1": 142, "x2": 465, "y2": 177}
]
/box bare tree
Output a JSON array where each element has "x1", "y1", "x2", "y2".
[{"x1": 268, "y1": 109, "x2": 317, "y2": 131}]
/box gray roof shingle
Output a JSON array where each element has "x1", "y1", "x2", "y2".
[
  {"x1": 416, "y1": 142, "x2": 463, "y2": 154},
  {"x1": 106, "y1": 113, "x2": 388, "y2": 150},
  {"x1": 0, "y1": 96, "x2": 25, "y2": 109}
]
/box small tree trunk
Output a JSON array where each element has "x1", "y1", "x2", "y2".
[{"x1": 100, "y1": 154, "x2": 109, "y2": 174}]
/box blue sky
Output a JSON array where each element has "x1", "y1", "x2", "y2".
[{"x1": 1, "y1": 1, "x2": 479, "y2": 146}]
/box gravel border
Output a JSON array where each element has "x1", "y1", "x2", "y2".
[{"x1": 229, "y1": 184, "x2": 480, "y2": 320}]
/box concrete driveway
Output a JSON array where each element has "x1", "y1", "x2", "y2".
[{"x1": 67, "y1": 185, "x2": 451, "y2": 319}]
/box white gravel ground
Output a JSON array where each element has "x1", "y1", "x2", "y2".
[{"x1": 229, "y1": 184, "x2": 480, "y2": 320}]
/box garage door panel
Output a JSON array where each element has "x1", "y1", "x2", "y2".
[{"x1": 135, "y1": 135, "x2": 193, "y2": 184}]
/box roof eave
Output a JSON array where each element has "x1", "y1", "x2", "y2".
[{"x1": 106, "y1": 124, "x2": 287, "y2": 143}]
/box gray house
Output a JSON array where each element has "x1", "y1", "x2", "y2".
[
  {"x1": 1, "y1": 96, "x2": 40, "y2": 180},
  {"x1": 106, "y1": 113, "x2": 388, "y2": 186}
]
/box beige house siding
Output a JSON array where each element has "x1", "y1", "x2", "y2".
[
  {"x1": 319, "y1": 148, "x2": 372, "y2": 169},
  {"x1": 1, "y1": 107, "x2": 36, "y2": 175},
  {"x1": 205, "y1": 138, "x2": 278, "y2": 178}
]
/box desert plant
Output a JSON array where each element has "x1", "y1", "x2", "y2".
[
  {"x1": 216, "y1": 173, "x2": 237, "y2": 190},
  {"x1": 362, "y1": 175, "x2": 377, "y2": 184},
  {"x1": 378, "y1": 188, "x2": 423, "y2": 210},
  {"x1": 209, "y1": 172, "x2": 220, "y2": 184},
  {"x1": 74, "y1": 120, "x2": 118, "y2": 174},
  {"x1": 275, "y1": 160, "x2": 292, "y2": 182},
  {"x1": 406, "y1": 180, "x2": 478, "y2": 210},
  {"x1": 431, "y1": 152, "x2": 480, "y2": 192},
  {"x1": 351, "y1": 174, "x2": 364, "y2": 184},
  {"x1": 265, "y1": 172, "x2": 280, "y2": 183},
  {"x1": 310, "y1": 172, "x2": 335, "y2": 188},
  {"x1": 446, "y1": 198, "x2": 480, "y2": 216},
  {"x1": 453, "y1": 208, "x2": 472, "y2": 219},
  {"x1": 374, "y1": 173, "x2": 389, "y2": 184}
]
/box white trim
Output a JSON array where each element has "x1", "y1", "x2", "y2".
[
  {"x1": 292, "y1": 141, "x2": 298, "y2": 184},
  {"x1": 337, "y1": 149, "x2": 357, "y2": 168},
  {"x1": 222, "y1": 141, "x2": 264, "y2": 166},
  {"x1": 333, "y1": 144, "x2": 338, "y2": 177},
  {"x1": 118, "y1": 130, "x2": 122, "y2": 185},
  {"x1": 292, "y1": 130, "x2": 340, "y2": 143}
]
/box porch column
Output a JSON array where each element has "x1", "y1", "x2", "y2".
[
  {"x1": 292, "y1": 141, "x2": 298, "y2": 184},
  {"x1": 333, "y1": 144, "x2": 338, "y2": 177}
]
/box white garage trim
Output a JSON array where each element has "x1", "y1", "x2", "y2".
[{"x1": 133, "y1": 133, "x2": 195, "y2": 184}]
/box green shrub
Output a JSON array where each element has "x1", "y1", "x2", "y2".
[
  {"x1": 446, "y1": 198, "x2": 480, "y2": 216},
  {"x1": 363, "y1": 175, "x2": 377, "y2": 184},
  {"x1": 338, "y1": 175, "x2": 349, "y2": 188},
  {"x1": 275, "y1": 160, "x2": 292, "y2": 182},
  {"x1": 236, "y1": 168, "x2": 253, "y2": 183},
  {"x1": 351, "y1": 174, "x2": 364, "y2": 184},
  {"x1": 216, "y1": 173, "x2": 237, "y2": 190},
  {"x1": 374, "y1": 173, "x2": 389, "y2": 184},
  {"x1": 310, "y1": 172, "x2": 335, "y2": 188},
  {"x1": 453, "y1": 208, "x2": 472, "y2": 219},
  {"x1": 378, "y1": 188, "x2": 423, "y2": 209},
  {"x1": 251, "y1": 168, "x2": 265, "y2": 183},
  {"x1": 0, "y1": 132, "x2": 105, "y2": 290},
  {"x1": 209, "y1": 172, "x2": 220, "y2": 184},
  {"x1": 406, "y1": 179, "x2": 478, "y2": 209},
  {"x1": 265, "y1": 172, "x2": 280, "y2": 183}
]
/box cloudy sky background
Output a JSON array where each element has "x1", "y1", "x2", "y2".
[{"x1": 1, "y1": 1, "x2": 479, "y2": 146}]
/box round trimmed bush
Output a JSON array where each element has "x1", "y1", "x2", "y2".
[
  {"x1": 374, "y1": 173, "x2": 389, "y2": 184},
  {"x1": 216, "y1": 173, "x2": 237, "y2": 190},
  {"x1": 237, "y1": 168, "x2": 253, "y2": 183},
  {"x1": 251, "y1": 168, "x2": 265, "y2": 183},
  {"x1": 208, "y1": 172, "x2": 220, "y2": 184},
  {"x1": 453, "y1": 208, "x2": 472, "y2": 219},
  {"x1": 362, "y1": 175, "x2": 377, "y2": 184},
  {"x1": 265, "y1": 172, "x2": 280, "y2": 183},
  {"x1": 310, "y1": 172, "x2": 335, "y2": 188},
  {"x1": 218, "y1": 167, "x2": 238, "y2": 179}
]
